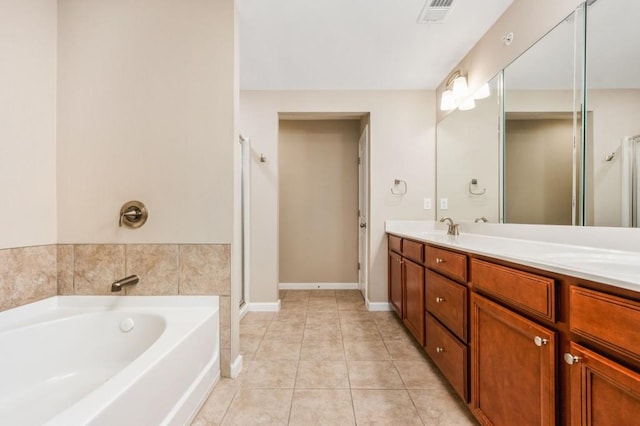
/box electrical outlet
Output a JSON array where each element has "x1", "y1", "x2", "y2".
[
  {"x1": 423, "y1": 198, "x2": 432, "y2": 210},
  {"x1": 440, "y1": 198, "x2": 449, "y2": 210}
]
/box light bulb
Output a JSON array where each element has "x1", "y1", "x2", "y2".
[{"x1": 440, "y1": 90, "x2": 455, "y2": 111}]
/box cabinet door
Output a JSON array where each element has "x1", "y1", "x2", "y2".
[
  {"x1": 403, "y1": 258, "x2": 425, "y2": 346},
  {"x1": 388, "y1": 251, "x2": 403, "y2": 317},
  {"x1": 565, "y1": 342, "x2": 640, "y2": 426},
  {"x1": 471, "y1": 293, "x2": 556, "y2": 426}
]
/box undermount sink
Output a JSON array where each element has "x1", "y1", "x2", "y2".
[{"x1": 537, "y1": 252, "x2": 640, "y2": 277}]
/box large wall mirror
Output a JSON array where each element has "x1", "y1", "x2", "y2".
[
  {"x1": 502, "y1": 7, "x2": 583, "y2": 225},
  {"x1": 436, "y1": 73, "x2": 501, "y2": 222},
  {"x1": 584, "y1": 0, "x2": 640, "y2": 227}
]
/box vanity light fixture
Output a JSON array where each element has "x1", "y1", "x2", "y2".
[
  {"x1": 473, "y1": 83, "x2": 491, "y2": 100},
  {"x1": 440, "y1": 71, "x2": 470, "y2": 111}
]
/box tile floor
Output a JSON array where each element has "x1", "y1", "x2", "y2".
[{"x1": 192, "y1": 290, "x2": 478, "y2": 425}]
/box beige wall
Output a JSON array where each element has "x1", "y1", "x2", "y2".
[
  {"x1": 240, "y1": 91, "x2": 435, "y2": 304},
  {"x1": 505, "y1": 119, "x2": 573, "y2": 225},
  {"x1": 278, "y1": 120, "x2": 359, "y2": 283},
  {"x1": 57, "y1": 0, "x2": 236, "y2": 244},
  {"x1": 437, "y1": 0, "x2": 583, "y2": 122},
  {"x1": 0, "y1": 0, "x2": 57, "y2": 249}
]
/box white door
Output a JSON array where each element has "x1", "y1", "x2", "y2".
[{"x1": 358, "y1": 125, "x2": 369, "y2": 300}]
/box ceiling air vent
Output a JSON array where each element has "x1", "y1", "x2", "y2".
[{"x1": 417, "y1": 0, "x2": 454, "y2": 24}]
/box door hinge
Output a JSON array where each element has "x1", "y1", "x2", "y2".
[
  {"x1": 358, "y1": 262, "x2": 361, "y2": 270},
  {"x1": 358, "y1": 157, "x2": 361, "y2": 165}
]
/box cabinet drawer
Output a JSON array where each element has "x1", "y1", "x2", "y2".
[
  {"x1": 425, "y1": 270, "x2": 467, "y2": 342},
  {"x1": 388, "y1": 234, "x2": 402, "y2": 253},
  {"x1": 425, "y1": 313, "x2": 468, "y2": 402},
  {"x1": 402, "y1": 239, "x2": 424, "y2": 263},
  {"x1": 471, "y1": 259, "x2": 555, "y2": 322},
  {"x1": 426, "y1": 246, "x2": 467, "y2": 283},
  {"x1": 570, "y1": 286, "x2": 640, "y2": 361}
]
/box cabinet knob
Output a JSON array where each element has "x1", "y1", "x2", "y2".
[
  {"x1": 564, "y1": 353, "x2": 581, "y2": 365},
  {"x1": 435, "y1": 258, "x2": 444, "y2": 264},
  {"x1": 436, "y1": 346, "x2": 445, "y2": 353},
  {"x1": 533, "y1": 336, "x2": 549, "y2": 347},
  {"x1": 435, "y1": 297, "x2": 445, "y2": 303}
]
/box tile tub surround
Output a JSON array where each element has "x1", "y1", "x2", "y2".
[
  {"x1": 0, "y1": 245, "x2": 57, "y2": 312},
  {"x1": 192, "y1": 290, "x2": 478, "y2": 425}
]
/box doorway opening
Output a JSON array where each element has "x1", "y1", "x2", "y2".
[{"x1": 277, "y1": 114, "x2": 370, "y2": 300}]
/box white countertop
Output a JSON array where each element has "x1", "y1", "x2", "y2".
[{"x1": 385, "y1": 221, "x2": 640, "y2": 294}]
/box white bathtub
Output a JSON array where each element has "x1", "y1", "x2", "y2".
[{"x1": 0, "y1": 295, "x2": 219, "y2": 426}]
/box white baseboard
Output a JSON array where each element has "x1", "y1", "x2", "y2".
[
  {"x1": 366, "y1": 300, "x2": 391, "y2": 311},
  {"x1": 230, "y1": 354, "x2": 243, "y2": 379},
  {"x1": 248, "y1": 300, "x2": 281, "y2": 312},
  {"x1": 279, "y1": 282, "x2": 359, "y2": 290}
]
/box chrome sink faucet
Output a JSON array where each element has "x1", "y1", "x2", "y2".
[
  {"x1": 111, "y1": 275, "x2": 139, "y2": 292},
  {"x1": 439, "y1": 217, "x2": 459, "y2": 236}
]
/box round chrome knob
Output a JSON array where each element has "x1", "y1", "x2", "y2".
[
  {"x1": 436, "y1": 347, "x2": 445, "y2": 353},
  {"x1": 435, "y1": 297, "x2": 444, "y2": 303},
  {"x1": 534, "y1": 336, "x2": 549, "y2": 347},
  {"x1": 564, "y1": 353, "x2": 581, "y2": 365}
]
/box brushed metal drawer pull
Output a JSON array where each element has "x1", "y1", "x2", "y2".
[
  {"x1": 534, "y1": 336, "x2": 549, "y2": 347},
  {"x1": 436, "y1": 346, "x2": 445, "y2": 353},
  {"x1": 564, "y1": 353, "x2": 581, "y2": 365},
  {"x1": 435, "y1": 297, "x2": 445, "y2": 303},
  {"x1": 435, "y1": 258, "x2": 445, "y2": 264}
]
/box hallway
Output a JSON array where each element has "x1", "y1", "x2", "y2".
[{"x1": 192, "y1": 290, "x2": 476, "y2": 425}]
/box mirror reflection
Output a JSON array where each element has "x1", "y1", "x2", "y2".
[
  {"x1": 436, "y1": 74, "x2": 501, "y2": 223},
  {"x1": 584, "y1": 0, "x2": 640, "y2": 227},
  {"x1": 502, "y1": 9, "x2": 581, "y2": 225}
]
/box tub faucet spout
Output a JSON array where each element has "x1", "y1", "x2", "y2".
[{"x1": 111, "y1": 275, "x2": 139, "y2": 292}]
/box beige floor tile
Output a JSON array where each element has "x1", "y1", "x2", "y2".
[
  {"x1": 191, "y1": 378, "x2": 238, "y2": 425},
  {"x1": 279, "y1": 290, "x2": 287, "y2": 299},
  {"x1": 410, "y1": 388, "x2": 478, "y2": 425},
  {"x1": 337, "y1": 299, "x2": 368, "y2": 311},
  {"x1": 308, "y1": 290, "x2": 336, "y2": 298},
  {"x1": 307, "y1": 298, "x2": 338, "y2": 311},
  {"x1": 371, "y1": 311, "x2": 398, "y2": 323},
  {"x1": 284, "y1": 290, "x2": 311, "y2": 300},
  {"x1": 221, "y1": 389, "x2": 293, "y2": 425},
  {"x1": 255, "y1": 339, "x2": 301, "y2": 361},
  {"x1": 343, "y1": 338, "x2": 391, "y2": 361},
  {"x1": 341, "y1": 322, "x2": 381, "y2": 340},
  {"x1": 295, "y1": 360, "x2": 350, "y2": 389},
  {"x1": 351, "y1": 389, "x2": 423, "y2": 425},
  {"x1": 347, "y1": 361, "x2": 404, "y2": 389},
  {"x1": 273, "y1": 310, "x2": 307, "y2": 325},
  {"x1": 240, "y1": 360, "x2": 298, "y2": 389},
  {"x1": 300, "y1": 338, "x2": 346, "y2": 361},
  {"x1": 264, "y1": 321, "x2": 305, "y2": 341},
  {"x1": 378, "y1": 323, "x2": 415, "y2": 342},
  {"x1": 240, "y1": 311, "x2": 276, "y2": 323},
  {"x1": 303, "y1": 323, "x2": 343, "y2": 340},
  {"x1": 335, "y1": 290, "x2": 363, "y2": 299},
  {"x1": 305, "y1": 311, "x2": 340, "y2": 325},
  {"x1": 280, "y1": 300, "x2": 309, "y2": 311},
  {"x1": 385, "y1": 339, "x2": 428, "y2": 361},
  {"x1": 394, "y1": 359, "x2": 448, "y2": 389},
  {"x1": 338, "y1": 310, "x2": 375, "y2": 323},
  {"x1": 239, "y1": 335, "x2": 263, "y2": 356},
  {"x1": 288, "y1": 389, "x2": 356, "y2": 425},
  {"x1": 240, "y1": 322, "x2": 269, "y2": 338}
]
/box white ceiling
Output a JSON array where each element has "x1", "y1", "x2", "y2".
[{"x1": 237, "y1": 0, "x2": 514, "y2": 90}]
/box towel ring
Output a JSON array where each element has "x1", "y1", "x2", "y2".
[{"x1": 391, "y1": 179, "x2": 408, "y2": 195}]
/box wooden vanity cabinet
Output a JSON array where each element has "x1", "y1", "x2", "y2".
[
  {"x1": 388, "y1": 250, "x2": 403, "y2": 316},
  {"x1": 403, "y1": 258, "x2": 425, "y2": 346},
  {"x1": 387, "y1": 235, "x2": 425, "y2": 345},
  {"x1": 565, "y1": 342, "x2": 640, "y2": 425},
  {"x1": 471, "y1": 293, "x2": 556, "y2": 426}
]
